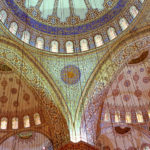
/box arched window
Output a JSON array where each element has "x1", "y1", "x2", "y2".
[
  {"x1": 107, "y1": 27, "x2": 117, "y2": 40},
  {"x1": 36, "y1": 37, "x2": 44, "y2": 49},
  {"x1": 9, "y1": 22, "x2": 18, "y2": 35},
  {"x1": 0, "y1": 10, "x2": 7, "y2": 23},
  {"x1": 115, "y1": 111, "x2": 120, "y2": 123},
  {"x1": 104, "y1": 112, "x2": 110, "y2": 122},
  {"x1": 51, "y1": 41, "x2": 59, "y2": 52},
  {"x1": 23, "y1": 115, "x2": 30, "y2": 128},
  {"x1": 94, "y1": 35, "x2": 103, "y2": 47},
  {"x1": 136, "y1": 111, "x2": 144, "y2": 123},
  {"x1": 12, "y1": 117, "x2": 18, "y2": 129},
  {"x1": 130, "y1": 6, "x2": 139, "y2": 19},
  {"x1": 34, "y1": 113, "x2": 41, "y2": 125},
  {"x1": 119, "y1": 18, "x2": 129, "y2": 31},
  {"x1": 140, "y1": 0, "x2": 144, "y2": 3},
  {"x1": 148, "y1": 110, "x2": 150, "y2": 119},
  {"x1": 21, "y1": 30, "x2": 30, "y2": 44},
  {"x1": 126, "y1": 112, "x2": 131, "y2": 123},
  {"x1": 143, "y1": 146, "x2": 150, "y2": 150},
  {"x1": 1, "y1": 117, "x2": 8, "y2": 129},
  {"x1": 66, "y1": 41, "x2": 74, "y2": 53},
  {"x1": 80, "y1": 39, "x2": 89, "y2": 51}
]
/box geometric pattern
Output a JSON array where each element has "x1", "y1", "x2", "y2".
[{"x1": 61, "y1": 65, "x2": 81, "y2": 85}]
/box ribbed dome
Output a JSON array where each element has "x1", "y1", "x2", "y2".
[
  {"x1": 9, "y1": 0, "x2": 119, "y2": 27},
  {"x1": 25, "y1": 0, "x2": 105, "y2": 22},
  {"x1": 0, "y1": 0, "x2": 145, "y2": 53}
]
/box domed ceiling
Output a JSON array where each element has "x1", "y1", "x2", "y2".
[
  {"x1": 5, "y1": 0, "x2": 125, "y2": 35},
  {"x1": 0, "y1": 0, "x2": 145, "y2": 53},
  {"x1": 16, "y1": 0, "x2": 118, "y2": 26}
]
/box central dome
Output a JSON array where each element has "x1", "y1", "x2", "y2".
[
  {"x1": 25, "y1": 0, "x2": 105, "y2": 22},
  {"x1": 5, "y1": 0, "x2": 128, "y2": 35},
  {"x1": 1, "y1": 0, "x2": 144, "y2": 53},
  {"x1": 14, "y1": 0, "x2": 118, "y2": 26}
]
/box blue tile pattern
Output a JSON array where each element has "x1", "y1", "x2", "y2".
[{"x1": 5, "y1": 0, "x2": 128, "y2": 35}]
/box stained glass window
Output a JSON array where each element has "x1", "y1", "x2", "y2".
[
  {"x1": 51, "y1": 41, "x2": 59, "y2": 52},
  {"x1": 143, "y1": 146, "x2": 150, "y2": 150},
  {"x1": 21, "y1": 30, "x2": 30, "y2": 44},
  {"x1": 0, "y1": 10, "x2": 7, "y2": 23},
  {"x1": 94, "y1": 35, "x2": 103, "y2": 47},
  {"x1": 136, "y1": 111, "x2": 144, "y2": 123},
  {"x1": 34, "y1": 113, "x2": 41, "y2": 125},
  {"x1": 104, "y1": 112, "x2": 110, "y2": 122},
  {"x1": 1, "y1": 117, "x2": 8, "y2": 129},
  {"x1": 12, "y1": 117, "x2": 18, "y2": 129},
  {"x1": 23, "y1": 115, "x2": 30, "y2": 128},
  {"x1": 148, "y1": 110, "x2": 150, "y2": 119},
  {"x1": 139, "y1": 0, "x2": 144, "y2": 3},
  {"x1": 36, "y1": 37, "x2": 44, "y2": 49},
  {"x1": 66, "y1": 41, "x2": 74, "y2": 53},
  {"x1": 9, "y1": 22, "x2": 18, "y2": 35},
  {"x1": 115, "y1": 111, "x2": 120, "y2": 123},
  {"x1": 119, "y1": 18, "x2": 129, "y2": 31},
  {"x1": 130, "y1": 6, "x2": 139, "y2": 19},
  {"x1": 107, "y1": 27, "x2": 117, "y2": 40},
  {"x1": 80, "y1": 39, "x2": 89, "y2": 51},
  {"x1": 125, "y1": 112, "x2": 131, "y2": 123}
]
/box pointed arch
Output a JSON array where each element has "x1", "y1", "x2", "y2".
[
  {"x1": 79, "y1": 27, "x2": 150, "y2": 144},
  {"x1": 0, "y1": 36, "x2": 72, "y2": 131},
  {"x1": 0, "y1": 36, "x2": 70, "y2": 148}
]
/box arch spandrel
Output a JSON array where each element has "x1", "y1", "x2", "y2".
[
  {"x1": 78, "y1": 27, "x2": 150, "y2": 143},
  {"x1": 0, "y1": 36, "x2": 72, "y2": 130}
]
